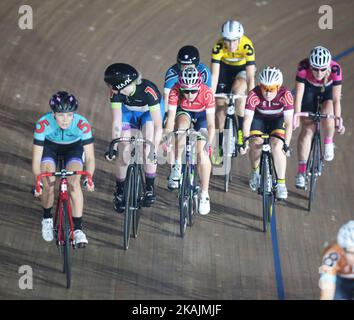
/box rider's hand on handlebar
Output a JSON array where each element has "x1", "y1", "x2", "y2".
[
  {"x1": 239, "y1": 141, "x2": 249, "y2": 155},
  {"x1": 83, "y1": 178, "x2": 95, "y2": 192},
  {"x1": 293, "y1": 113, "x2": 300, "y2": 131},
  {"x1": 105, "y1": 149, "x2": 117, "y2": 162},
  {"x1": 337, "y1": 125, "x2": 345, "y2": 135},
  {"x1": 282, "y1": 143, "x2": 292, "y2": 157},
  {"x1": 32, "y1": 182, "x2": 43, "y2": 198}
]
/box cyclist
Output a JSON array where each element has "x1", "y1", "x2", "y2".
[
  {"x1": 319, "y1": 220, "x2": 354, "y2": 300},
  {"x1": 294, "y1": 46, "x2": 345, "y2": 189},
  {"x1": 165, "y1": 66, "x2": 215, "y2": 215},
  {"x1": 241, "y1": 67, "x2": 293, "y2": 200},
  {"x1": 211, "y1": 19, "x2": 256, "y2": 165},
  {"x1": 104, "y1": 63, "x2": 163, "y2": 212},
  {"x1": 32, "y1": 91, "x2": 95, "y2": 246},
  {"x1": 164, "y1": 45, "x2": 211, "y2": 117}
]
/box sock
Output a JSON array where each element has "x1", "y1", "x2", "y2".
[
  {"x1": 277, "y1": 179, "x2": 286, "y2": 185},
  {"x1": 237, "y1": 116, "x2": 244, "y2": 131},
  {"x1": 324, "y1": 137, "x2": 333, "y2": 144},
  {"x1": 201, "y1": 190, "x2": 209, "y2": 199},
  {"x1": 73, "y1": 217, "x2": 82, "y2": 231},
  {"x1": 115, "y1": 179, "x2": 125, "y2": 194},
  {"x1": 43, "y1": 207, "x2": 53, "y2": 219},
  {"x1": 298, "y1": 161, "x2": 306, "y2": 174},
  {"x1": 145, "y1": 175, "x2": 155, "y2": 191},
  {"x1": 252, "y1": 166, "x2": 260, "y2": 173},
  {"x1": 218, "y1": 132, "x2": 223, "y2": 149}
]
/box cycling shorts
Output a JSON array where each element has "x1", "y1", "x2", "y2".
[
  {"x1": 301, "y1": 82, "x2": 333, "y2": 113},
  {"x1": 250, "y1": 114, "x2": 285, "y2": 138}
]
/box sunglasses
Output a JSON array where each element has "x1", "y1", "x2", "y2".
[
  {"x1": 312, "y1": 67, "x2": 327, "y2": 72},
  {"x1": 181, "y1": 89, "x2": 199, "y2": 94},
  {"x1": 260, "y1": 84, "x2": 279, "y2": 93}
]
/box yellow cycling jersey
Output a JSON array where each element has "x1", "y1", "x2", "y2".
[{"x1": 211, "y1": 36, "x2": 256, "y2": 67}]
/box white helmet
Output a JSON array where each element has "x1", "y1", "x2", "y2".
[
  {"x1": 258, "y1": 66, "x2": 283, "y2": 87},
  {"x1": 309, "y1": 46, "x2": 331, "y2": 68},
  {"x1": 221, "y1": 20, "x2": 244, "y2": 40},
  {"x1": 178, "y1": 66, "x2": 202, "y2": 89},
  {"x1": 337, "y1": 220, "x2": 354, "y2": 249}
]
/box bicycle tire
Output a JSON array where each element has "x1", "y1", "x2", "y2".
[
  {"x1": 261, "y1": 155, "x2": 271, "y2": 233},
  {"x1": 132, "y1": 165, "x2": 144, "y2": 238},
  {"x1": 179, "y1": 165, "x2": 189, "y2": 237},
  {"x1": 63, "y1": 200, "x2": 72, "y2": 289},
  {"x1": 123, "y1": 166, "x2": 134, "y2": 250},
  {"x1": 223, "y1": 117, "x2": 233, "y2": 192},
  {"x1": 308, "y1": 134, "x2": 320, "y2": 211},
  {"x1": 188, "y1": 165, "x2": 196, "y2": 227}
]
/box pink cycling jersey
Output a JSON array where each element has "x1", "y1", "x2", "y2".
[
  {"x1": 168, "y1": 83, "x2": 215, "y2": 114},
  {"x1": 296, "y1": 58, "x2": 342, "y2": 87},
  {"x1": 245, "y1": 86, "x2": 294, "y2": 119}
]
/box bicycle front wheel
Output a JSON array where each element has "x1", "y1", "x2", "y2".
[
  {"x1": 123, "y1": 166, "x2": 135, "y2": 250},
  {"x1": 261, "y1": 156, "x2": 271, "y2": 233},
  {"x1": 179, "y1": 166, "x2": 190, "y2": 237},
  {"x1": 63, "y1": 200, "x2": 72, "y2": 289},
  {"x1": 308, "y1": 134, "x2": 320, "y2": 211},
  {"x1": 132, "y1": 165, "x2": 144, "y2": 238},
  {"x1": 223, "y1": 117, "x2": 234, "y2": 192}
]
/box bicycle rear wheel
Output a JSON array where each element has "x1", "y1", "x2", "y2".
[
  {"x1": 123, "y1": 166, "x2": 134, "y2": 250},
  {"x1": 179, "y1": 165, "x2": 190, "y2": 237},
  {"x1": 63, "y1": 200, "x2": 72, "y2": 289}
]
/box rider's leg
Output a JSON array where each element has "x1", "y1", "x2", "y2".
[
  {"x1": 321, "y1": 99, "x2": 335, "y2": 161},
  {"x1": 297, "y1": 119, "x2": 316, "y2": 172},
  {"x1": 231, "y1": 75, "x2": 247, "y2": 133}
]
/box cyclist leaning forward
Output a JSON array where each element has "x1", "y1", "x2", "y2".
[
  {"x1": 294, "y1": 46, "x2": 345, "y2": 189},
  {"x1": 211, "y1": 19, "x2": 256, "y2": 164},
  {"x1": 165, "y1": 66, "x2": 215, "y2": 215},
  {"x1": 241, "y1": 67, "x2": 294, "y2": 200},
  {"x1": 32, "y1": 91, "x2": 95, "y2": 246},
  {"x1": 104, "y1": 63, "x2": 163, "y2": 212}
]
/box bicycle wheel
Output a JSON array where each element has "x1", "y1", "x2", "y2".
[
  {"x1": 123, "y1": 166, "x2": 134, "y2": 250},
  {"x1": 223, "y1": 117, "x2": 233, "y2": 192},
  {"x1": 188, "y1": 165, "x2": 196, "y2": 227},
  {"x1": 132, "y1": 165, "x2": 144, "y2": 238},
  {"x1": 308, "y1": 134, "x2": 320, "y2": 211},
  {"x1": 179, "y1": 165, "x2": 190, "y2": 237},
  {"x1": 261, "y1": 155, "x2": 271, "y2": 233},
  {"x1": 62, "y1": 200, "x2": 72, "y2": 289}
]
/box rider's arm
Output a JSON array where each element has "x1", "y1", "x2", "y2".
[
  {"x1": 211, "y1": 62, "x2": 220, "y2": 95},
  {"x1": 111, "y1": 104, "x2": 122, "y2": 140},
  {"x1": 32, "y1": 144, "x2": 44, "y2": 181},
  {"x1": 83, "y1": 143, "x2": 95, "y2": 177},
  {"x1": 294, "y1": 81, "x2": 305, "y2": 114},
  {"x1": 149, "y1": 104, "x2": 163, "y2": 149},
  {"x1": 332, "y1": 84, "x2": 342, "y2": 118},
  {"x1": 319, "y1": 270, "x2": 336, "y2": 300},
  {"x1": 206, "y1": 110, "x2": 215, "y2": 148},
  {"x1": 165, "y1": 86, "x2": 179, "y2": 132},
  {"x1": 243, "y1": 110, "x2": 254, "y2": 140},
  {"x1": 246, "y1": 64, "x2": 256, "y2": 92},
  {"x1": 283, "y1": 112, "x2": 294, "y2": 146}
]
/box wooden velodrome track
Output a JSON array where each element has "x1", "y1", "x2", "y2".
[{"x1": 0, "y1": 0, "x2": 353, "y2": 300}]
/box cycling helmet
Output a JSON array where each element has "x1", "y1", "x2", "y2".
[
  {"x1": 259, "y1": 66, "x2": 283, "y2": 87},
  {"x1": 309, "y1": 46, "x2": 331, "y2": 69},
  {"x1": 221, "y1": 20, "x2": 244, "y2": 40},
  {"x1": 337, "y1": 220, "x2": 354, "y2": 249},
  {"x1": 49, "y1": 91, "x2": 78, "y2": 113},
  {"x1": 177, "y1": 45, "x2": 200, "y2": 66},
  {"x1": 178, "y1": 66, "x2": 202, "y2": 89},
  {"x1": 104, "y1": 63, "x2": 139, "y2": 91}
]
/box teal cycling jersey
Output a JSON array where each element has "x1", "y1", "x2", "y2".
[{"x1": 33, "y1": 112, "x2": 93, "y2": 146}]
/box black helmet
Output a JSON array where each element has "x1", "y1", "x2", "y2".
[
  {"x1": 177, "y1": 45, "x2": 200, "y2": 66},
  {"x1": 49, "y1": 91, "x2": 78, "y2": 113},
  {"x1": 104, "y1": 63, "x2": 139, "y2": 91}
]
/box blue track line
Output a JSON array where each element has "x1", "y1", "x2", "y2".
[{"x1": 271, "y1": 45, "x2": 354, "y2": 300}]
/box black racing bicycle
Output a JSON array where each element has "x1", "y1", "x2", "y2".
[
  {"x1": 214, "y1": 93, "x2": 247, "y2": 192},
  {"x1": 243, "y1": 134, "x2": 287, "y2": 232},
  {"x1": 106, "y1": 136, "x2": 155, "y2": 250},
  {"x1": 294, "y1": 107, "x2": 342, "y2": 212}
]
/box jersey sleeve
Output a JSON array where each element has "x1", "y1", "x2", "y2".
[
  {"x1": 168, "y1": 85, "x2": 180, "y2": 111},
  {"x1": 76, "y1": 116, "x2": 94, "y2": 145},
  {"x1": 204, "y1": 87, "x2": 215, "y2": 114},
  {"x1": 144, "y1": 84, "x2": 161, "y2": 109},
  {"x1": 320, "y1": 246, "x2": 341, "y2": 276},
  {"x1": 242, "y1": 36, "x2": 256, "y2": 65},
  {"x1": 211, "y1": 40, "x2": 224, "y2": 64},
  {"x1": 199, "y1": 64, "x2": 212, "y2": 87},
  {"x1": 296, "y1": 59, "x2": 309, "y2": 83},
  {"x1": 245, "y1": 90, "x2": 260, "y2": 114},
  {"x1": 280, "y1": 90, "x2": 294, "y2": 115},
  {"x1": 331, "y1": 62, "x2": 342, "y2": 85},
  {"x1": 164, "y1": 66, "x2": 178, "y2": 93},
  {"x1": 33, "y1": 115, "x2": 51, "y2": 146},
  {"x1": 110, "y1": 92, "x2": 123, "y2": 109}
]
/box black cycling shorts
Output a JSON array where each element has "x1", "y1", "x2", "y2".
[
  {"x1": 41, "y1": 140, "x2": 84, "y2": 168},
  {"x1": 250, "y1": 114, "x2": 285, "y2": 137},
  {"x1": 301, "y1": 82, "x2": 333, "y2": 112},
  {"x1": 216, "y1": 62, "x2": 246, "y2": 94},
  {"x1": 334, "y1": 276, "x2": 354, "y2": 300}
]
